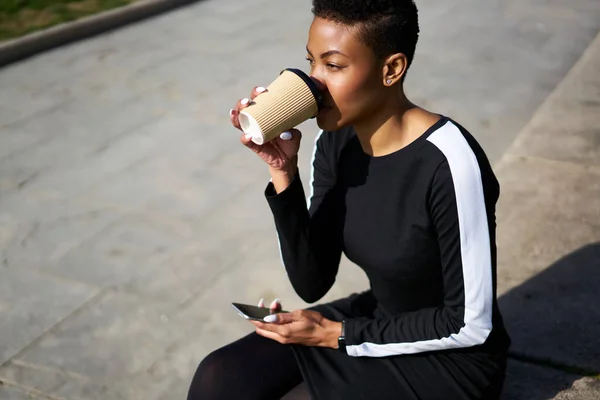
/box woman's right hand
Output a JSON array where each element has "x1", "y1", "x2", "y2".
[{"x1": 230, "y1": 86, "x2": 302, "y2": 175}]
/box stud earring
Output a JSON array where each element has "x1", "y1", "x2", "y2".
[{"x1": 386, "y1": 79, "x2": 392, "y2": 84}]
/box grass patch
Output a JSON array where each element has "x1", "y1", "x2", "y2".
[{"x1": 0, "y1": 0, "x2": 137, "y2": 42}]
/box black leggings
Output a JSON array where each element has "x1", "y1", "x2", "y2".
[{"x1": 187, "y1": 332, "x2": 302, "y2": 400}]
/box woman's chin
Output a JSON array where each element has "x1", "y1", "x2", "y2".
[{"x1": 316, "y1": 113, "x2": 344, "y2": 131}]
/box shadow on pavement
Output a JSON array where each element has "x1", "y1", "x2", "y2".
[{"x1": 499, "y1": 242, "x2": 600, "y2": 399}]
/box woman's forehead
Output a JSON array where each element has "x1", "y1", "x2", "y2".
[{"x1": 307, "y1": 17, "x2": 363, "y2": 54}]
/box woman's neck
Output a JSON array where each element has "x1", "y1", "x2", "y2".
[{"x1": 353, "y1": 92, "x2": 439, "y2": 157}]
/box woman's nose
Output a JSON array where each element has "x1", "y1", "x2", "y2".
[{"x1": 310, "y1": 75, "x2": 326, "y2": 92}]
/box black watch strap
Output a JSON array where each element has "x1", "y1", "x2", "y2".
[{"x1": 337, "y1": 320, "x2": 347, "y2": 354}]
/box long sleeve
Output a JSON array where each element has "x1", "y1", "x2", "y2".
[
  {"x1": 344, "y1": 134, "x2": 495, "y2": 357},
  {"x1": 265, "y1": 131, "x2": 343, "y2": 303}
]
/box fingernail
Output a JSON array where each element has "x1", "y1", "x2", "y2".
[
  {"x1": 258, "y1": 298, "x2": 265, "y2": 307},
  {"x1": 264, "y1": 314, "x2": 277, "y2": 323},
  {"x1": 241, "y1": 98, "x2": 249, "y2": 105},
  {"x1": 245, "y1": 133, "x2": 253, "y2": 140},
  {"x1": 269, "y1": 298, "x2": 280, "y2": 309},
  {"x1": 280, "y1": 131, "x2": 292, "y2": 141},
  {"x1": 229, "y1": 109, "x2": 235, "y2": 117},
  {"x1": 256, "y1": 86, "x2": 266, "y2": 93}
]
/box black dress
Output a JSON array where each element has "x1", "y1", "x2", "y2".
[{"x1": 265, "y1": 116, "x2": 511, "y2": 400}]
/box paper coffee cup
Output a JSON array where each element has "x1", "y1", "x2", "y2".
[{"x1": 238, "y1": 68, "x2": 323, "y2": 145}]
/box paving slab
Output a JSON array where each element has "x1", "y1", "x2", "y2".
[
  {"x1": 42, "y1": 216, "x2": 188, "y2": 287},
  {"x1": 15, "y1": 290, "x2": 183, "y2": 380},
  {"x1": 0, "y1": 384, "x2": 51, "y2": 400},
  {"x1": 0, "y1": 268, "x2": 100, "y2": 365},
  {"x1": 1, "y1": 209, "x2": 122, "y2": 270},
  {"x1": 496, "y1": 157, "x2": 600, "y2": 294},
  {"x1": 507, "y1": 26, "x2": 600, "y2": 168},
  {"x1": 0, "y1": 359, "x2": 87, "y2": 396}
]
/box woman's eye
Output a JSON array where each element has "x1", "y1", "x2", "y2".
[{"x1": 305, "y1": 58, "x2": 342, "y2": 71}]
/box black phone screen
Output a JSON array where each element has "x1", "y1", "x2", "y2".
[{"x1": 231, "y1": 303, "x2": 286, "y2": 321}]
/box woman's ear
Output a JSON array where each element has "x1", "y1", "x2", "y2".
[{"x1": 382, "y1": 53, "x2": 408, "y2": 86}]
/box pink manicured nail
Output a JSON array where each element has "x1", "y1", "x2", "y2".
[{"x1": 270, "y1": 298, "x2": 281, "y2": 309}]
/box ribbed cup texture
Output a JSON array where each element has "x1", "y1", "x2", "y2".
[{"x1": 241, "y1": 70, "x2": 318, "y2": 143}]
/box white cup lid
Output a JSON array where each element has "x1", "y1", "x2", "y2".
[{"x1": 238, "y1": 111, "x2": 265, "y2": 145}]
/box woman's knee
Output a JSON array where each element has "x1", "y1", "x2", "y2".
[{"x1": 187, "y1": 347, "x2": 232, "y2": 399}]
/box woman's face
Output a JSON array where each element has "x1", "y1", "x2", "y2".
[{"x1": 306, "y1": 17, "x2": 386, "y2": 131}]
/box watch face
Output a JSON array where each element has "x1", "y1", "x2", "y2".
[{"x1": 337, "y1": 336, "x2": 346, "y2": 353}]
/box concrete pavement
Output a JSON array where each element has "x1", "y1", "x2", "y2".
[
  {"x1": 0, "y1": 0, "x2": 599, "y2": 398},
  {"x1": 496, "y1": 30, "x2": 600, "y2": 399}
]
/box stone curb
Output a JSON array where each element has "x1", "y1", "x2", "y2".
[{"x1": 0, "y1": 0, "x2": 201, "y2": 68}]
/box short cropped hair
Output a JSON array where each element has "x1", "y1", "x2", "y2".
[{"x1": 312, "y1": 0, "x2": 419, "y2": 77}]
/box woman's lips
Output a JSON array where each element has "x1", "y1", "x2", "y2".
[{"x1": 317, "y1": 109, "x2": 330, "y2": 118}]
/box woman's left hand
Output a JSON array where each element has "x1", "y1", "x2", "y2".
[{"x1": 250, "y1": 310, "x2": 342, "y2": 349}]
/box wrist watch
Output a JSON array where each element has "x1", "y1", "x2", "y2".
[{"x1": 337, "y1": 320, "x2": 347, "y2": 354}]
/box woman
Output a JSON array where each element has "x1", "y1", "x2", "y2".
[{"x1": 188, "y1": 0, "x2": 511, "y2": 399}]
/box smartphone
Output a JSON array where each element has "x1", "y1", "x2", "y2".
[{"x1": 231, "y1": 303, "x2": 287, "y2": 322}]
